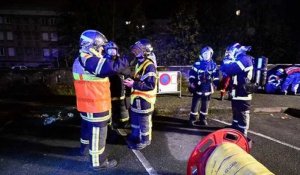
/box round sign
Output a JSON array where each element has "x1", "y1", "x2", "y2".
[{"x1": 159, "y1": 73, "x2": 171, "y2": 85}]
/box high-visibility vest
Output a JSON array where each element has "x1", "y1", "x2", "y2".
[
  {"x1": 131, "y1": 59, "x2": 157, "y2": 105},
  {"x1": 73, "y1": 56, "x2": 111, "y2": 113}
]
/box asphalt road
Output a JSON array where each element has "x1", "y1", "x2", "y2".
[{"x1": 0, "y1": 93, "x2": 299, "y2": 175}]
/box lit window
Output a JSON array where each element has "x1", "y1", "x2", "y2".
[
  {"x1": 0, "y1": 32, "x2": 3, "y2": 40},
  {"x1": 52, "y1": 49, "x2": 58, "y2": 57},
  {"x1": 43, "y1": 48, "x2": 50, "y2": 57},
  {"x1": 42, "y1": 33, "x2": 49, "y2": 41},
  {"x1": 0, "y1": 48, "x2": 5, "y2": 56},
  {"x1": 8, "y1": 48, "x2": 15, "y2": 56},
  {"x1": 7, "y1": 32, "x2": 13, "y2": 40},
  {"x1": 50, "y1": 33, "x2": 58, "y2": 41}
]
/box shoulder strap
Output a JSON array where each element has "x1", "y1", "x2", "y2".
[{"x1": 134, "y1": 60, "x2": 152, "y2": 78}]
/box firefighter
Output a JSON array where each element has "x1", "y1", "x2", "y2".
[
  {"x1": 265, "y1": 68, "x2": 284, "y2": 94},
  {"x1": 219, "y1": 47, "x2": 234, "y2": 100},
  {"x1": 72, "y1": 29, "x2": 131, "y2": 170},
  {"x1": 281, "y1": 66, "x2": 300, "y2": 95},
  {"x1": 220, "y1": 43, "x2": 253, "y2": 136},
  {"x1": 188, "y1": 46, "x2": 217, "y2": 126},
  {"x1": 123, "y1": 39, "x2": 157, "y2": 150},
  {"x1": 104, "y1": 41, "x2": 130, "y2": 130}
]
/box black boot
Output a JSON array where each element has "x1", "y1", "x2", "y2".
[
  {"x1": 199, "y1": 119, "x2": 208, "y2": 126},
  {"x1": 92, "y1": 159, "x2": 118, "y2": 171},
  {"x1": 129, "y1": 140, "x2": 151, "y2": 150}
]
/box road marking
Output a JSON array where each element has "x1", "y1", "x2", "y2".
[
  {"x1": 211, "y1": 118, "x2": 300, "y2": 151},
  {"x1": 132, "y1": 149, "x2": 159, "y2": 175},
  {"x1": 123, "y1": 132, "x2": 158, "y2": 175}
]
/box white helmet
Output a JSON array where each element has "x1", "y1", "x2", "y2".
[{"x1": 199, "y1": 46, "x2": 213, "y2": 61}]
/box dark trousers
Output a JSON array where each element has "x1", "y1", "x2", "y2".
[
  {"x1": 80, "y1": 112, "x2": 108, "y2": 168},
  {"x1": 111, "y1": 99, "x2": 129, "y2": 126},
  {"x1": 189, "y1": 94, "x2": 211, "y2": 122},
  {"x1": 231, "y1": 100, "x2": 251, "y2": 136},
  {"x1": 130, "y1": 110, "x2": 152, "y2": 143}
]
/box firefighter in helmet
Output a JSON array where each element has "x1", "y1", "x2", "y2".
[
  {"x1": 72, "y1": 29, "x2": 131, "y2": 171},
  {"x1": 188, "y1": 46, "x2": 217, "y2": 126},
  {"x1": 220, "y1": 42, "x2": 253, "y2": 136},
  {"x1": 123, "y1": 39, "x2": 157, "y2": 150},
  {"x1": 219, "y1": 46, "x2": 234, "y2": 100},
  {"x1": 104, "y1": 41, "x2": 130, "y2": 131}
]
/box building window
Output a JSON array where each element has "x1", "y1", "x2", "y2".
[
  {"x1": 49, "y1": 18, "x2": 56, "y2": 25},
  {"x1": 52, "y1": 48, "x2": 58, "y2": 57},
  {"x1": 41, "y1": 18, "x2": 47, "y2": 25},
  {"x1": 4, "y1": 17, "x2": 12, "y2": 24},
  {"x1": 0, "y1": 32, "x2": 3, "y2": 40},
  {"x1": 43, "y1": 48, "x2": 50, "y2": 57},
  {"x1": 42, "y1": 33, "x2": 49, "y2": 41},
  {"x1": 0, "y1": 48, "x2": 5, "y2": 56},
  {"x1": 24, "y1": 32, "x2": 31, "y2": 40},
  {"x1": 34, "y1": 48, "x2": 40, "y2": 56},
  {"x1": 8, "y1": 48, "x2": 16, "y2": 56},
  {"x1": 50, "y1": 32, "x2": 58, "y2": 41},
  {"x1": 17, "y1": 48, "x2": 24, "y2": 56},
  {"x1": 25, "y1": 48, "x2": 33, "y2": 56},
  {"x1": 7, "y1": 32, "x2": 13, "y2": 40}
]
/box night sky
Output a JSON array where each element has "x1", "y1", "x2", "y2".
[{"x1": 2, "y1": 0, "x2": 299, "y2": 63}]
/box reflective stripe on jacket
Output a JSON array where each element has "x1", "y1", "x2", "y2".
[
  {"x1": 131, "y1": 59, "x2": 157, "y2": 105},
  {"x1": 73, "y1": 57, "x2": 111, "y2": 113}
]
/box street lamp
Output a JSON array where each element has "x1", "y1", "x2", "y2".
[{"x1": 236, "y1": 9, "x2": 241, "y2": 16}]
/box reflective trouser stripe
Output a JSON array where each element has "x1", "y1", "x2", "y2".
[
  {"x1": 200, "y1": 111, "x2": 208, "y2": 115},
  {"x1": 232, "y1": 100, "x2": 251, "y2": 136},
  {"x1": 80, "y1": 138, "x2": 89, "y2": 144},
  {"x1": 120, "y1": 117, "x2": 129, "y2": 122},
  {"x1": 140, "y1": 114, "x2": 152, "y2": 142},
  {"x1": 190, "y1": 112, "x2": 198, "y2": 115},
  {"x1": 91, "y1": 127, "x2": 100, "y2": 167},
  {"x1": 80, "y1": 112, "x2": 111, "y2": 122},
  {"x1": 131, "y1": 124, "x2": 140, "y2": 129},
  {"x1": 131, "y1": 106, "x2": 154, "y2": 114},
  {"x1": 130, "y1": 111, "x2": 152, "y2": 142},
  {"x1": 111, "y1": 96, "x2": 125, "y2": 101}
]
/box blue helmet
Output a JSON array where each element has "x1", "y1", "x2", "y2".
[
  {"x1": 200, "y1": 46, "x2": 213, "y2": 61},
  {"x1": 276, "y1": 68, "x2": 284, "y2": 76},
  {"x1": 131, "y1": 39, "x2": 153, "y2": 58},
  {"x1": 104, "y1": 41, "x2": 119, "y2": 57},
  {"x1": 228, "y1": 42, "x2": 251, "y2": 58},
  {"x1": 79, "y1": 29, "x2": 108, "y2": 56}
]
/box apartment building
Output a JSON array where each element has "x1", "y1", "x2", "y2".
[{"x1": 0, "y1": 8, "x2": 63, "y2": 69}]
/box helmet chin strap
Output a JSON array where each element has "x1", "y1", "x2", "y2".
[{"x1": 89, "y1": 48, "x2": 103, "y2": 58}]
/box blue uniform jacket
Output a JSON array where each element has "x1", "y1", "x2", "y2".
[
  {"x1": 80, "y1": 54, "x2": 130, "y2": 78},
  {"x1": 220, "y1": 53, "x2": 254, "y2": 100},
  {"x1": 133, "y1": 60, "x2": 157, "y2": 91},
  {"x1": 189, "y1": 60, "x2": 217, "y2": 96}
]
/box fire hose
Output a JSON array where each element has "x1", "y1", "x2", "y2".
[{"x1": 187, "y1": 129, "x2": 274, "y2": 175}]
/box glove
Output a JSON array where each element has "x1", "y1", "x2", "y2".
[{"x1": 188, "y1": 83, "x2": 196, "y2": 93}]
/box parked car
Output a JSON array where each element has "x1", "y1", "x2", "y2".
[{"x1": 11, "y1": 65, "x2": 28, "y2": 70}]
